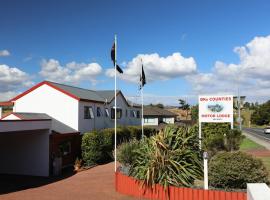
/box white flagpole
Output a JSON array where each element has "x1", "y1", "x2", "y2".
[
  {"x1": 141, "y1": 62, "x2": 144, "y2": 139},
  {"x1": 114, "y1": 34, "x2": 117, "y2": 172}
]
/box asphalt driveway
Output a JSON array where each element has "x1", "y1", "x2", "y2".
[{"x1": 0, "y1": 163, "x2": 139, "y2": 200}]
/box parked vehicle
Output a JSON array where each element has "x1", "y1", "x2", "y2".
[{"x1": 264, "y1": 126, "x2": 270, "y2": 134}]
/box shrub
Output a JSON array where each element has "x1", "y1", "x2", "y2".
[
  {"x1": 129, "y1": 125, "x2": 203, "y2": 189},
  {"x1": 202, "y1": 123, "x2": 244, "y2": 156},
  {"x1": 209, "y1": 151, "x2": 269, "y2": 189},
  {"x1": 225, "y1": 129, "x2": 244, "y2": 151},
  {"x1": 81, "y1": 131, "x2": 104, "y2": 166},
  {"x1": 117, "y1": 139, "x2": 142, "y2": 167},
  {"x1": 82, "y1": 126, "x2": 157, "y2": 166}
]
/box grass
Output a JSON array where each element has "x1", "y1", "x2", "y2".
[
  {"x1": 240, "y1": 138, "x2": 266, "y2": 151},
  {"x1": 240, "y1": 138, "x2": 270, "y2": 181}
]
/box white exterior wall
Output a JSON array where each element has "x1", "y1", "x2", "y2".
[
  {"x1": 13, "y1": 84, "x2": 79, "y2": 133},
  {"x1": 162, "y1": 117, "x2": 175, "y2": 124},
  {"x1": 79, "y1": 94, "x2": 141, "y2": 133},
  {"x1": 0, "y1": 130, "x2": 50, "y2": 176},
  {"x1": 144, "y1": 117, "x2": 158, "y2": 126}
]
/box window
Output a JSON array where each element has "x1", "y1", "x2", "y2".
[
  {"x1": 84, "y1": 106, "x2": 94, "y2": 119},
  {"x1": 105, "y1": 108, "x2": 109, "y2": 117},
  {"x1": 111, "y1": 108, "x2": 122, "y2": 119},
  {"x1": 97, "y1": 107, "x2": 102, "y2": 117},
  {"x1": 136, "y1": 110, "x2": 140, "y2": 118},
  {"x1": 144, "y1": 118, "x2": 155, "y2": 123},
  {"x1": 132, "y1": 110, "x2": 136, "y2": 118},
  {"x1": 59, "y1": 141, "x2": 71, "y2": 156}
]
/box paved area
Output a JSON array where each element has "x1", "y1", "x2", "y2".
[
  {"x1": 0, "y1": 163, "x2": 139, "y2": 200},
  {"x1": 243, "y1": 128, "x2": 270, "y2": 150}
]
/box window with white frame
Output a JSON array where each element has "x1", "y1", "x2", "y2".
[
  {"x1": 84, "y1": 106, "x2": 94, "y2": 119},
  {"x1": 105, "y1": 108, "x2": 109, "y2": 117},
  {"x1": 144, "y1": 118, "x2": 155, "y2": 123},
  {"x1": 132, "y1": 110, "x2": 136, "y2": 118}
]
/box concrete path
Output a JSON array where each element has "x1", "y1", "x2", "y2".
[{"x1": 0, "y1": 163, "x2": 140, "y2": 200}]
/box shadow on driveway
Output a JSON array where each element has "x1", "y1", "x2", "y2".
[{"x1": 0, "y1": 167, "x2": 75, "y2": 195}]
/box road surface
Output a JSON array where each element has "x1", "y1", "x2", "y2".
[
  {"x1": 243, "y1": 127, "x2": 270, "y2": 140},
  {"x1": 243, "y1": 127, "x2": 270, "y2": 150}
]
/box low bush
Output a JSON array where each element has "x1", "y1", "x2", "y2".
[
  {"x1": 81, "y1": 126, "x2": 156, "y2": 166},
  {"x1": 209, "y1": 151, "x2": 269, "y2": 189},
  {"x1": 117, "y1": 139, "x2": 142, "y2": 167}
]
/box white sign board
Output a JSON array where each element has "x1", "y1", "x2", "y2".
[{"x1": 199, "y1": 95, "x2": 233, "y2": 123}]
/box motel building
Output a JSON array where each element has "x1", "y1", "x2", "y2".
[{"x1": 0, "y1": 81, "x2": 141, "y2": 177}]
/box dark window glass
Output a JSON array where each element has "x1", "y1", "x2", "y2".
[{"x1": 111, "y1": 108, "x2": 122, "y2": 119}]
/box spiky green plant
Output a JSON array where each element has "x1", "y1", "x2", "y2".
[{"x1": 129, "y1": 125, "x2": 203, "y2": 189}]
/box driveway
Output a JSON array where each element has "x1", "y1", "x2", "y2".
[{"x1": 0, "y1": 163, "x2": 139, "y2": 200}]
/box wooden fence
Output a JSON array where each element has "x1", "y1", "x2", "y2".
[{"x1": 115, "y1": 172, "x2": 247, "y2": 200}]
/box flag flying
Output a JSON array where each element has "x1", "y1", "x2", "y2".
[
  {"x1": 111, "y1": 42, "x2": 123, "y2": 73},
  {"x1": 140, "y1": 64, "x2": 146, "y2": 89}
]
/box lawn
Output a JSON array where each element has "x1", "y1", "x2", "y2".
[
  {"x1": 240, "y1": 137, "x2": 266, "y2": 151},
  {"x1": 240, "y1": 138, "x2": 270, "y2": 180}
]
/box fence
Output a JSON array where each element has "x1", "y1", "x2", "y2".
[{"x1": 115, "y1": 172, "x2": 247, "y2": 200}]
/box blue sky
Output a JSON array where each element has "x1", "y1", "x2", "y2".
[{"x1": 1, "y1": 0, "x2": 270, "y2": 105}]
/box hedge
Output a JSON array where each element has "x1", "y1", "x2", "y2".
[{"x1": 82, "y1": 126, "x2": 157, "y2": 166}]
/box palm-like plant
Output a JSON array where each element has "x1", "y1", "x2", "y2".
[{"x1": 129, "y1": 125, "x2": 203, "y2": 189}]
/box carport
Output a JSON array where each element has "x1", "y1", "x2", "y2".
[{"x1": 0, "y1": 118, "x2": 51, "y2": 177}]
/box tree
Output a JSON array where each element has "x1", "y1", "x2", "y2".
[
  {"x1": 251, "y1": 100, "x2": 270, "y2": 126},
  {"x1": 243, "y1": 102, "x2": 250, "y2": 109},
  {"x1": 178, "y1": 99, "x2": 190, "y2": 120},
  {"x1": 191, "y1": 104, "x2": 199, "y2": 122}
]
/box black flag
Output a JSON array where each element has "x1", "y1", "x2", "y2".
[
  {"x1": 111, "y1": 42, "x2": 123, "y2": 73},
  {"x1": 140, "y1": 64, "x2": 146, "y2": 89}
]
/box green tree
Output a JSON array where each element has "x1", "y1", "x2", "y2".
[
  {"x1": 191, "y1": 104, "x2": 198, "y2": 122},
  {"x1": 178, "y1": 99, "x2": 190, "y2": 119},
  {"x1": 251, "y1": 100, "x2": 270, "y2": 125}
]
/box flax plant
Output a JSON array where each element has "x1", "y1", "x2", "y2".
[{"x1": 129, "y1": 125, "x2": 203, "y2": 189}]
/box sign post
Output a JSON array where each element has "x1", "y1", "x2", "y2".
[
  {"x1": 203, "y1": 152, "x2": 209, "y2": 190},
  {"x1": 199, "y1": 95, "x2": 234, "y2": 190}
]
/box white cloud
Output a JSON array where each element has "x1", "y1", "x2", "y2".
[
  {"x1": 0, "y1": 91, "x2": 19, "y2": 101},
  {"x1": 106, "y1": 52, "x2": 197, "y2": 83},
  {"x1": 0, "y1": 50, "x2": 10, "y2": 57},
  {"x1": 186, "y1": 35, "x2": 270, "y2": 102},
  {"x1": 39, "y1": 59, "x2": 103, "y2": 85},
  {"x1": 0, "y1": 64, "x2": 33, "y2": 100}
]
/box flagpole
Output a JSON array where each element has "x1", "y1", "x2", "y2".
[
  {"x1": 114, "y1": 34, "x2": 117, "y2": 172},
  {"x1": 141, "y1": 84, "x2": 144, "y2": 138},
  {"x1": 141, "y1": 62, "x2": 144, "y2": 139}
]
